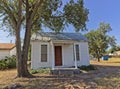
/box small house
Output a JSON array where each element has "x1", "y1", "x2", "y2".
[{"x1": 31, "y1": 32, "x2": 90, "y2": 69}]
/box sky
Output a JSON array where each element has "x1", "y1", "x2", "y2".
[
  {"x1": 0, "y1": 0, "x2": 120, "y2": 45},
  {"x1": 84, "y1": 0, "x2": 120, "y2": 45}
]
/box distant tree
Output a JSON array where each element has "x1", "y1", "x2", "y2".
[
  {"x1": 0, "y1": 0, "x2": 89, "y2": 77},
  {"x1": 85, "y1": 23, "x2": 116, "y2": 62},
  {"x1": 108, "y1": 45, "x2": 120, "y2": 53}
]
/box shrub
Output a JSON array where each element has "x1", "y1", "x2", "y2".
[
  {"x1": 0, "y1": 55, "x2": 16, "y2": 70},
  {"x1": 30, "y1": 70, "x2": 37, "y2": 74},
  {"x1": 30, "y1": 68, "x2": 51, "y2": 74},
  {"x1": 78, "y1": 65, "x2": 97, "y2": 71},
  {"x1": 5, "y1": 55, "x2": 16, "y2": 68},
  {"x1": 0, "y1": 60, "x2": 8, "y2": 70}
]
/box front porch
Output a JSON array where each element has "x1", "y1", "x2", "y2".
[{"x1": 50, "y1": 40, "x2": 79, "y2": 70}]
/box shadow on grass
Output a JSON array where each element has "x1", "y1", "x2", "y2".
[{"x1": 22, "y1": 77, "x2": 87, "y2": 89}]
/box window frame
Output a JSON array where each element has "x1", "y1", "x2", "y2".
[
  {"x1": 41, "y1": 44, "x2": 48, "y2": 62},
  {"x1": 75, "y1": 44, "x2": 80, "y2": 61}
]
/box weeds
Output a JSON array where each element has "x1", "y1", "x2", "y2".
[{"x1": 78, "y1": 65, "x2": 97, "y2": 71}]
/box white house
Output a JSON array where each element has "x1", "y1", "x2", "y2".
[
  {"x1": 0, "y1": 43, "x2": 16, "y2": 60},
  {"x1": 31, "y1": 32, "x2": 90, "y2": 69}
]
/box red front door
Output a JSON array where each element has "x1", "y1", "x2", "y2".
[{"x1": 54, "y1": 46, "x2": 62, "y2": 66}]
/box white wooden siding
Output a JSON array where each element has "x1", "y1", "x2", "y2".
[
  {"x1": 62, "y1": 45, "x2": 74, "y2": 67},
  {"x1": 10, "y1": 47, "x2": 16, "y2": 56},
  {"x1": 31, "y1": 41, "x2": 41, "y2": 69},
  {"x1": 78, "y1": 42, "x2": 90, "y2": 66},
  {"x1": 0, "y1": 47, "x2": 16, "y2": 60},
  {"x1": 31, "y1": 41, "x2": 51, "y2": 69},
  {"x1": 0, "y1": 50, "x2": 10, "y2": 60}
]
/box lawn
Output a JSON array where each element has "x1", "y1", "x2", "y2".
[{"x1": 0, "y1": 58, "x2": 120, "y2": 89}]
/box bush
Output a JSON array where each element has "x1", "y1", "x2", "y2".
[
  {"x1": 30, "y1": 68, "x2": 51, "y2": 74},
  {"x1": 5, "y1": 55, "x2": 16, "y2": 68},
  {"x1": 78, "y1": 65, "x2": 97, "y2": 71},
  {"x1": 0, "y1": 60, "x2": 8, "y2": 70},
  {"x1": 0, "y1": 55, "x2": 16, "y2": 70}
]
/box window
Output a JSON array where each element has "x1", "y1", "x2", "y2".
[
  {"x1": 41, "y1": 45, "x2": 47, "y2": 62},
  {"x1": 75, "y1": 44, "x2": 80, "y2": 61}
]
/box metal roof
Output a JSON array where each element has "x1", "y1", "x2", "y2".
[{"x1": 31, "y1": 32, "x2": 88, "y2": 41}]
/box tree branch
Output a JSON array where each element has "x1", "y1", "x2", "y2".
[
  {"x1": 17, "y1": 0, "x2": 22, "y2": 30},
  {"x1": 29, "y1": 0, "x2": 44, "y2": 23},
  {"x1": 22, "y1": 0, "x2": 26, "y2": 4},
  {"x1": 1, "y1": 1, "x2": 17, "y2": 29},
  {"x1": 50, "y1": 15, "x2": 65, "y2": 18}
]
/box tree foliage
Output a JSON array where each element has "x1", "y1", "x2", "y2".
[
  {"x1": 85, "y1": 22, "x2": 116, "y2": 61},
  {"x1": 108, "y1": 45, "x2": 120, "y2": 53},
  {"x1": 0, "y1": 0, "x2": 89, "y2": 77},
  {"x1": 0, "y1": 0, "x2": 89, "y2": 33}
]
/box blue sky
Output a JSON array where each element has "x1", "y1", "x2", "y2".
[
  {"x1": 0, "y1": 0, "x2": 120, "y2": 45},
  {"x1": 0, "y1": 29, "x2": 15, "y2": 43},
  {"x1": 84, "y1": 0, "x2": 120, "y2": 45}
]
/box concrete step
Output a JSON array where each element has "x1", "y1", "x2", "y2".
[{"x1": 50, "y1": 68, "x2": 81, "y2": 75}]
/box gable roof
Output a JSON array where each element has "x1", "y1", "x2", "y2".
[
  {"x1": 31, "y1": 32, "x2": 88, "y2": 41},
  {"x1": 0, "y1": 43, "x2": 15, "y2": 50}
]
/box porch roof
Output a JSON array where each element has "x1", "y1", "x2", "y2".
[{"x1": 31, "y1": 32, "x2": 88, "y2": 42}]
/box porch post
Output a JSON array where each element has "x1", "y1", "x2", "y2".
[
  {"x1": 51, "y1": 41, "x2": 55, "y2": 70},
  {"x1": 74, "y1": 44, "x2": 77, "y2": 69}
]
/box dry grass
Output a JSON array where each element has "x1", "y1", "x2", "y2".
[
  {"x1": 0, "y1": 69, "x2": 17, "y2": 88},
  {"x1": 95, "y1": 73, "x2": 120, "y2": 89},
  {"x1": 90, "y1": 57, "x2": 120, "y2": 66},
  {"x1": 0, "y1": 58, "x2": 120, "y2": 89},
  {"x1": 90, "y1": 58, "x2": 120, "y2": 89}
]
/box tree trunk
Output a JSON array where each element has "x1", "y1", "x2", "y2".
[
  {"x1": 16, "y1": 0, "x2": 35, "y2": 77},
  {"x1": 97, "y1": 57, "x2": 100, "y2": 62},
  {"x1": 16, "y1": 0, "x2": 32, "y2": 77},
  {"x1": 16, "y1": 29, "x2": 22, "y2": 77},
  {"x1": 16, "y1": 29, "x2": 32, "y2": 77},
  {"x1": 16, "y1": 36, "x2": 31, "y2": 77},
  {"x1": 16, "y1": 0, "x2": 43, "y2": 77},
  {"x1": 16, "y1": 0, "x2": 23, "y2": 77},
  {"x1": 20, "y1": 21, "x2": 32, "y2": 77}
]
